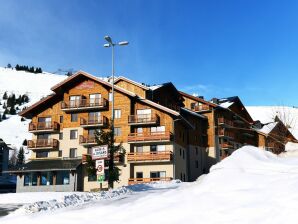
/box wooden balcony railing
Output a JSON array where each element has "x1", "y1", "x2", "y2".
[
  {"x1": 192, "y1": 104, "x2": 210, "y2": 112},
  {"x1": 29, "y1": 121, "x2": 59, "y2": 132},
  {"x1": 27, "y1": 139, "x2": 59, "y2": 149},
  {"x1": 79, "y1": 135, "x2": 97, "y2": 145},
  {"x1": 80, "y1": 116, "x2": 108, "y2": 127},
  {"x1": 61, "y1": 98, "x2": 108, "y2": 110},
  {"x1": 128, "y1": 131, "x2": 172, "y2": 143},
  {"x1": 128, "y1": 114, "x2": 159, "y2": 125},
  {"x1": 127, "y1": 151, "x2": 173, "y2": 162},
  {"x1": 128, "y1": 177, "x2": 172, "y2": 185},
  {"x1": 218, "y1": 117, "x2": 234, "y2": 127},
  {"x1": 218, "y1": 128, "x2": 234, "y2": 139},
  {"x1": 220, "y1": 142, "x2": 234, "y2": 149}
]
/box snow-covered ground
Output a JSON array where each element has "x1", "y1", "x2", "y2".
[
  {"x1": 2, "y1": 146, "x2": 298, "y2": 223},
  {"x1": 0, "y1": 67, "x2": 66, "y2": 154}
]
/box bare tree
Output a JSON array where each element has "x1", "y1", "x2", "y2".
[{"x1": 271, "y1": 106, "x2": 297, "y2": 130}]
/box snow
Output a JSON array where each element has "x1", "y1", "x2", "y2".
[
  {"x1": 3, "y1": 146, "x2": 298, "y2": 223},
  {"x1": 219, "y1": 101, "x2": 234, "y2": 108},
  {"x1": 247, "y1": 106, "x2": 298, "y2": 138},
  {"x1": 258, "y1": 122, "x2": 278, "y2": 134},
  {"x1": 0, "y1": 67, "x2": 66, "y2": 154}
]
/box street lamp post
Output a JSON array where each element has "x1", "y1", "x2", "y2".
[{"x1": 104, "y1": 36, "x2": 128, "y2": 188}]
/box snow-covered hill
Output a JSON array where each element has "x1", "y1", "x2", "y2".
[
  {"x1": 0, "y1": 67, "x2": 66, "y2": 153},
  {"x1": 2, "y1": 146, "x2": 298, "y2": 223}
]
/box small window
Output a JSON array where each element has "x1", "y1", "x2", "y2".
[
  {"x1": 114, "y1": 109, "x2": 121, "y2": 119},
  {"x1": 109, "y1": 92, "x2": 113, "y2": 102},
  {"x1": 71, "y1": 113, "x2": 78, "y2": 122},
  {"x1": 150, "y1": 145, "x2": 157, "y2": 152},
  {"x1": 70, "y1": 130, "x2": 78, "y2": 139},
  {"x1": 36, "y1": 151, "x2": 48, "y2": 158},
  {"x1": 60, "y1": 115, "x2": 63, "y2": 123},
  {"x1": 114, "y1": 127, "x2": 121, "y2": 136},
  {"x1": 59, "y1": 133, "x2": 63, "y2": 140},
  {"x1": 69, "y1": 148, "x2": 77, "y2": 158},
  {"x1": 58, "y1": 150, "x2": 62, "y2": 157},
  {"x1": 87, "y1": 147, "x2": 93, "y2": 155},
  {"x1": 195, "y1": 160, "x2": 199, "y2": 168},
  {"x1": 136, "y1": 146, "x2": 143, "y2": 153},
  {"x1": 136, "y1": 172, "x2": 143, "y2": 179}
]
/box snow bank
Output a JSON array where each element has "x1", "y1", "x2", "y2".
[{"x1": 3, "y1": 146, "x2": 298, "y2": 224}]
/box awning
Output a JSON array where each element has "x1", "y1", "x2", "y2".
[{"x1": 6, "y1": 159, "x2": 82, "y2": 173}]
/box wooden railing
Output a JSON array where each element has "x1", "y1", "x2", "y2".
[
  {"x1": 128, "y1": 131, "x2": 172, "y2": 142},
  {"x1": 80, "y1": 116, "x2": 108, "y2": 126},
  {"x1": 218, "y1": 117, "x2": 234, "y2": 127},
  {"x1": 27, "y1": 139, "x2": 59, "y2": 149},
  {"x1": 79, "y1": 135, "x2": 97, "y2": 145},
  {"x1": 218, "y1": 128, "x2": 234, "y2": 139},
  {"x1": 61, "y1": 98, "x2": 108, "y2": 110},
  {"x1": 29, "y1": 121, "x2": 59, "y2": 132},
  {"x1": 192, "y1": 104, "x2": 210, "y2": 111},
  {"x1": 220, "y1": 143, "x2": 234, "y2": 149},
  {"x1": 127, "y1": 151, "x2": 173, "y2": 162},
  {"x1": 128, "y1": 114, "x2": 159, "y2": 124},
  {"x1": 128, "y1": 177, "x2": 172, "y2": 185}
]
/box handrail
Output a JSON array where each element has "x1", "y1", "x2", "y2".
[
  {"x1": 128, "y1": 114, "x2": 159, "y2": 124},
  {"x1": 80, "y1": 116, "x2": 108, "y2": 126},
  {"x1": 27, "y1": 139, "x2": 59, "y2": 149},
  {"x1": 61, "y1": 97, "x2": 108, "y2": 109},
  {"x1": 127, "y1": 151, "x2": 173, "y2": 161},
  {"x1": 128, "y1": 177, "x2": 172, "y2": 185},
  {"x1": 127, "y1": 131, "x2": 172, "y2": 142},
  {"x1": 29, "y1": 121, "x2": 59, "y2": 131}
]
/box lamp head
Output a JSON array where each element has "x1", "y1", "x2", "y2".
[
  {"x1": 118, "y1": 41, "x2": 129, "y2": 46},
  {"x1": 104, "y1": 43, "x2": 111, "y2": 48},
  {"x1": 104, "y1": 36, "x2": 112, "y2": 44}
]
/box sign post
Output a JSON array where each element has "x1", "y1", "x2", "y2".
[{"x1": 96, "y1": 159, "x2": 105, "y2": 191}]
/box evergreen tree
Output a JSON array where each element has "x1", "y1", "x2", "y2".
[
  {"x1": 9, "y1": 105, "x2": 16, "y2": 115},
  {"x1": 29, "y1": 67, "x2": 34, "y2": 73},
  {"x1": 95, "y1": 125, "x2": 126, "y2": 189},
  {"x1": 16, "y1": 95, "x2": 22, "y2": 105},
  {"x1": 7, "y1": 63, "x2": 12, "y2": 68},
  {"x1": 2, "y1": 102, "x2": 6, "y2": 109},
  {"x1": 7, "y1": 94, "x2": 16, "y2": 108},
  {"x1": 0, "y1": 113, "x2": 2, "y2": 122},
  {"x1": 17, "y1": 147, "x2": 25, "y2": 165},
  {"x1": 21, "y1": 117, "x2": 26, "y2": 122},
  {"x1": 21, "y1": 94, "x2": 29, "y2": 103},
  {"x1": 22, "y1": 139, "x2": 27, "y2": 146},
  {"x1": 15, "y1": 64, "x2": 20, "y2": 70},
  {"x1": 3, "y1": 91, "x2": 8, "y2": 100},
  {"x1": 2, "y1": 112, "x2": 7, "y2": 120}
]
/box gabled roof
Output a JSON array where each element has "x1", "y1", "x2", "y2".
[
  {"x1": 114, "y1": 76, "x2": 150, "y2": 90},
  {"x1": 179, "y1": 91, "x2": 218, "y2": 107}
]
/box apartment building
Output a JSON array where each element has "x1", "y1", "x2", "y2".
[{"x1": 12, "y1": 71, "x2": 208, "y2": 192}]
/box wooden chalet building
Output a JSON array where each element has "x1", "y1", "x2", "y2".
[{"x1": 13, "y1": 71, "x2": 208, "y2": 192}]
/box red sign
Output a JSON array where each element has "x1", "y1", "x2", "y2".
[{"x1": 76, "y1": 80, "x2": 94, "y2": 90}]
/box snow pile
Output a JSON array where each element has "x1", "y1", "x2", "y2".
[
  {"x1": 3, "y1": 146, "x2": 298, "y2": 223},
  {"x1": 20, "y1": 187, "x2": 132, "y2": 214}
]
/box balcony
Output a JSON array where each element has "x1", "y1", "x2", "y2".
[
  {"x1": 127, "y1": 151, "x2": 173, "y2": 163},
  {"x1": 29, "y1": 121, "x2": 60, "y2": 133},
  {"x1": 79, "y1": 135, "x2": 97, "y2": 146},
  {"x1": 128, "y1": 114, "x2": 160, "y2": 126},
  {"x1": 218, "y1": 128, "x2": 234, "y2": 139},
  {"x1": 192, "y1": 104, "x2": 210, "y2": 112},
  {"x1": 80, "y1": 116, "x2": 108, "y2": 128},
  {"x1": 28, "y1": 139, "x2": 59, "y2": 150},
  {"x1": 128, "y1": 131, "x2": 172, "y2": 143},
  {"x1": 220, "y1": 142, "x2": 234, "y2": 149},
  {"x1": 128, "y1": 177, "x2": 172, "y2": 185},
  {"x1": 61, "y1": 98, "x2": 108, "y2": 112},
  {"x1": 218, "y1": 117, "x2": 234, "y2": 127}
]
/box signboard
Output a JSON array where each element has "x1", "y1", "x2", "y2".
[
  {"x1": 92, "y1": 145, "x2": 108, "y2": 160},
  {"x1": 75, "y1": 80, "x2": 95, "y2": 90},
  {"x1": 96, "y1": 159, "x2": 105, "y2": 175},
  {"x1": 97, "y1": 174, "x2": 105, "y2": 183}
]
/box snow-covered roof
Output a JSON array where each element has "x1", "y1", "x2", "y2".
[
  {"x1": 257, "y1": 122, "x2": 278, "y2": 135},
  {"x1": 149, "y1": 85, "x2": 162, "y2": 90},
  {"x1": 219, "y1": 101, "x2": 234, "y2": 108}
]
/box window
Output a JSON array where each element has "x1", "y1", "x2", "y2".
[
  {"x1": 59, "y1": 133, "x2": 63, "y2": 140},
  {"x1": 36, "y1": 151, "x2": 48, "y2": 158},
  {"x1": 87, "y1": 147, "x2": 93, "y2": 155},
  {"x1": 190, "y1": 103, "x2": 196, "y2": 110},
  {"x1": 136, "y1": 146, "x2": 143, "y2": 153},
  {"x1": 71, "y1": 113, "x2": 78, "y2": 122},
  {"x1": 114, "y1": 127, "x2": 121, "y2": 136},
  {"x1": 150, "y1": 171, "x2": 166, "y2": 178},
  {"x1": 114, "y1": 109, "x2": 121, "y2": 119},
  {"x1": 150, "y1": 145, "x2": 157, "y2": 152},
  {"x1": 60, "y1": 115, "x2": 63, "y2": 123},
  {"x1": 41, "y1": 172, "x2": 53, "y2": 186},
  {"x1": 56, "y1": 171, "x2": 69, "y2": 185},
  {"x1": 109, "y1": 92, "x2": 113, "y2": 102},
  {"x1": 69, "y1": 148, "x2": 77, "y2": 158},
  {"x1": 70, "y1": 130, "x2": 78, "y2": 139},
  {"x1": 88, "y1": 173, "x2": 97, "y2": 182},
  {"x1": 157, "y1": 145, "x2": 165, "y2": 151},
  {"x1": 136, "y1": 172, "x2": 143, "y2": 179},
  {"x1": 58, "y1": 150, "x2": 62, "y2": 157},
  {"x1": 136, "y1": 109, "x2": 151, "y2": 121},
  {"x1": 195, "y1": 160, "x2": 199, "y2": 168},
  {"x1": 89, "y1": 93, "x2": 101, "y2": 105},
  {"x1": 24, "y1": 173, "x2": 37, "y2": 186},
  {"x1": 89, "y1": 112, "x2": 100, "y2": 123},
  {"x1": 151, "y1": 126, "x2": 165, "y2": 134},
  {"x1": 69, "y1": 95, "x2": 81, "y2": 107}
]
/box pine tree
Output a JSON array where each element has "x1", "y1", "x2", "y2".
[
  {"x1": 16, "y1": 95, "x2": 22, "y2": 105},
  {"x1": 29, "y1": 67, "x2": 34, "y2": 73},
  {"x1": 3, "y1": 91, "x2": 8, "y2": 100},
  {"x1": 17, "y1": 147, "x2": 25, "y2": 165},
  {"x1": 95, "y1": 125, "x2": 126, "y2": 189},
  {"x1": 0, "y1": 113, "x2": 2, "y2": 122},
  {"x1": 2, "y1": 112, "x2": 6, "y2": 120},
  {"x1": 2, "y1": 102, "x2": 6, "y2": 109},
  {"x1": 9, "y1": 105, "x2": 16, "y2": 115},
  {"x1": 15, "y1": 64, "x2": 20, "y2": 71},
  {"x1": 22, "y1": 139, "x2": 27, "y2": 146},
  {"x1": 7, "y1": 63, "x2": 12, "y2": 68}
]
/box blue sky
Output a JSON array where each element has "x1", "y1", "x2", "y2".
[{"x1": 0, "y1": 0, "x2": 298, "y2": 106}]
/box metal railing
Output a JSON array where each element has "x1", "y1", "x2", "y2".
[
  {"x1": 80, "y1": 116, "x2": 108, "y2": 126},
  {"x1": 128, "y1": 177, "x2": 172, "y2": 185},
  {"x1": 128, "y1": 114, "x2": 159, "y2": 124},
  {"x1": 127, "y1": 151, "x2": 173, "y2": 162},
  {"x1": 128, "y1": 131, "x2": 172, "y2": 142},
  {"x1": 61, "y1": 98, "x2": 108, "y2": 110},
  {"x1": 29, "y1": 121, "x2": 59, "y2": 132},
  {"x1": 27, "y1": 139, "x2": 59, "y2": 149}
]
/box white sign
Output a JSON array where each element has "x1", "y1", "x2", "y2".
[
  {"x1": 92, "y1": 145, "x2": 108, "y2": 160},
  {"x1": 96, "y1": 159, "x2": 105, "y2": 175}
]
